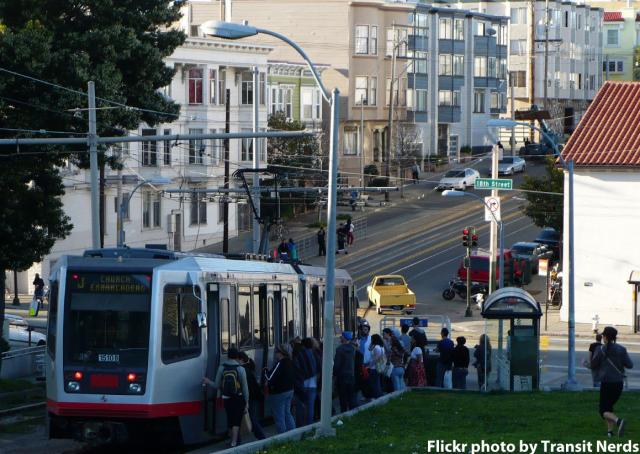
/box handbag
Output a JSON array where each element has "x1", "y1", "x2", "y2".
[
  {"x1": 241, "y1": 410, "x2": 253, "y2": 434},
  {"x1": 383, "y1": 362, "x2": 393, "y2": 378}
]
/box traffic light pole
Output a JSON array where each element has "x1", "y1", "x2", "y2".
[
  {"x1": 465, "y1": 243, "x2": 472, "y2": 317},
  {"x1": 463, "y1": 226, "x2": 477, "y2": 317}
]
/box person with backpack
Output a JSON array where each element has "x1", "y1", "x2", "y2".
[
  {"x1": 452, "y1": 336, "x2": 470, "y2": 390},
  {"x1": 293, "y1": 337, "x2": 320, "y2": 427},
  {"x1": 264, "y1": 344, "x2": 296, "y2": 434},
  {"x1": 317, "y1": 227, "x2": 326, "y2": 256},
  {"x1": 435, "y1": 328, "x2": 454, "y2": 388},
  {"x1": 409, "y1": 317, "x2": 428, "y2": 354},
  {"x1": 238, "y1": 352, "x2": 266, "y2": 440},
  {"x1": 473, "y1": 334, "x2": 492, "y2": 391},
  {"x1": 287, "y1": 238, "x2": 299, "y2": 262},
  {"x1": 203, "y1": 348, "x2": 248, "y2": 448},
  {"x1": 591, "y1": 326, "x2": 634, "y2": 438},
  {"x1": 587, "y1": 333, "x2": 603, "y2": 388},
  {"x1": 382, "y1": 328, "x2": 406, "y2": 392}
]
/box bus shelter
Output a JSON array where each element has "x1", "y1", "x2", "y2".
[{"x1": 481, "y1": 287, "x2": 542, "y2": 391}]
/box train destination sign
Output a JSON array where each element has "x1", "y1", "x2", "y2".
[{"x1": 69, "y1": 273, "x2": 151, "y2": 294}]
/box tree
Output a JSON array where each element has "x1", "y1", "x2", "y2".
[
  {"x1": 519, "y1": 157, "x2": 564, "y2": 232},
  {"x1": 0, "y1": 1, "x2": 186, "y2": 331},
  {"x1": 394, "y1": 123, "x2": 422, "y2": 196},
  {"x1": 634, "y1": 46, "x2": 640, "y2": 81}
]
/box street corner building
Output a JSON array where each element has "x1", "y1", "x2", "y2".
[{"x1": 560, "y1": 81, "x2": 640, "y2": 330}]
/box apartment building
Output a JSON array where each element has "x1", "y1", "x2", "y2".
[
  {"x1": 33, "y1": 36, "x2": 271, "y2": 282},
  {"x1": 445, "y1": 1, "x2": 603, "y2": 138},
  {"x1": 600, "y1": 8, "x2": 639, "y2": 80}
]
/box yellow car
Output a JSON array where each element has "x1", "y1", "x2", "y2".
[{"x1": 366, "y1": 275, "x2": 416, "y2": 315}]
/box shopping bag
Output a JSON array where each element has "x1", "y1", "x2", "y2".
[
  {"x1": 443, "y1": 370, "x2": 453, "y2": 389},
  {"x1": 29, "y1": 298, "x2": 39, "y2": 317},
  {"x1": 241, "y1": 410, "x2": 253, "y2": 434}
]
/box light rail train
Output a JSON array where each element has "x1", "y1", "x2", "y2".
[{"x1": 45, "y1": 248, "x2": 356, "y2": 445}]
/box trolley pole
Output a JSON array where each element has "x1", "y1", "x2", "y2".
[
  {"x1": 223, "y1": 88, "x2": 230, "y2": 254},
  {"x1": 252, "y1": 67, "x2": 261, "y2": 254}
]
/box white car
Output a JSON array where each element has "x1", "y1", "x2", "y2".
[
  {"x1": 498, "y1": 156, "x2": 526, "y2": 175},
  {"x1": 437, "y1": 168, "x2": 480, "y2": 191},
  {"x1": 6, "y1": 314, "x2": 46, "y2": 347}
]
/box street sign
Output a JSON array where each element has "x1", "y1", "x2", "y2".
[
  {"x1": 475, "y1": 178, "x2": 513, "y2": 190},
  {"x1": 484, "y1": 196, "x2": 501, "y2": 221},
  {"x1": 538, "y1": 258, "x2": 549, "y2": 276}
]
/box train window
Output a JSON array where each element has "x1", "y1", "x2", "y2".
[
  {"x1": 237, "y1": 286, "x2": 252, "y2": 349},
  {"x1": 161, "y1": 285, "x2": 202, "y2": 363},
  {"x1": 334, "y1": 287, "x2": 344, "y2": 335},
  {"x1": 251, "y1": 286, "x2": 263, "y2": 348},
  {"x1": 220, "y1": 298, "x2": 230, "y2": 353},
  {"x1": 267, "y1": 295, "x2": 274, "y2": 347},
  {"x1": 47, "y1": 281, "x2": 58, "y2": 358},
  {"x1": 287, "y1": 287, "x2": 295, "y2": 339}
]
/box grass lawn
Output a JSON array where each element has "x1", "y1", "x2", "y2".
[{"x1": 264, "y1": 390, "x2": 640, "y2": 453}]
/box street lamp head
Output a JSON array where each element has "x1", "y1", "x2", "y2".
[
  {"x1": 200, "y1": 20, "x2": 258, "y2": 39},
  {"x1": 441, "y1": 190, "x2": 466, "y2": 197},
  {"x1": 487, "y1": 118, "x2": 518, "y2": 129}
]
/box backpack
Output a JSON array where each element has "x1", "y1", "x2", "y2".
[{"x1": 221, "y1": 364, "x2": 242, "y2": 397}]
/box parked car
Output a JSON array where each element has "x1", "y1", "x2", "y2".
[
  {"x1": 457, "y1": 249, "x2": 514, "y2": 285},
  {"x1": 436, "y1": 168, "x2": 480, "y2": 191},
  {"x1": 510, "y1": 242, "x2": 553, "y2": 273},
  {"x1": 366, "y1": 275, "x2": 416, "y2": 314},
  {"x1": 498, "y1": 156, "x2": 526, "y2": 175},
  {"x1": 534, "y1": 227, "x2": 561, "y2": 259},
  {"x1": 6, "y1": 314, "x2": 46, "y2": 347},
  {"x1": 518, "y1": 143, "x2": 555, "y2": 162}
]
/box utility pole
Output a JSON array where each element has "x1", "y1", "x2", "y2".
[
  {"x1": 252, "y1": 67, "x2": 261, "y2": 254},
  {"x1": 463, "y1": 227, "x2": 472, "y2": 317},
  {"x1": 116, "y1": 144, "x2": 123, "y2": 248},
  {"x1": 543, "y1": 0, "x2": 550, "y2": 112},
  {"x1": 360, "y1": 94, "x2": 365, "y2": 197},
  {"x1": 529, "y1": 0, "x2": 536, "y2": 142},
  {"x1": 88, "y1": 81, "x2": 100, "y2": 250},
  {"x1": 223, "y1": 87, "x2": 230, "y2": 254},
  {"x1": 385, "y1": 23, "x2": 397, "y2": 203},
  {"x1": 510, "y1": 75, "x2": 516, "y2": 154}
]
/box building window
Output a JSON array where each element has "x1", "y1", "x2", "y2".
[
  {"x1": 270, "y1": 85, "x2": 293, "y2": 118},
  {"x1": 454, "y1": 19, "x2": 464, "y2": 40},
  {"x1": 369, "y1": 76, "x2": 377, "y2": 106},
  {"x1": 161, "y1": 286, "x2": 201, "y2": 363},
  {"x1": 355, "y1": 76, "x2": 368, "y2": 104},
  {"x1": 301, "y1": 87, "x2": 321, "y2": 120},
  {"x1": 355, "y1": 25, "x2": 369, "y2": 54},
  {"x1": 385, "y1": 78, "x2": 399, "y2": 106},
  {"x1": 412, "y1": 13, "x2": 428, "y2": 36},
  {"x1": 370, "y1": 26, "x2": 378, "y2": 55},
  {"x1": 188, "y1": 128, "x2": 204, "y2": 165},
  {"x1": 241, "y1": 128, "x2": 253, "y2": 161},
  {"x1": 453, "y1": 55, "x2": 464, "y2": 76},
  {"x1": 218, "y1": 70, "x2": 226, "y2": 105},
  {"x1": 218, "y1": 200, "x2": 225, "y2": 224},
  {"x1": 386, "y1": 28, "x2": 407, "y2": 57},
  {"x1": 209, "y1": 69, "x2": 217, "y2": 104},
  {"x1": 439, "y1": 54, "x2": 452, "y2": 76},
  {"x1": 438, "y1": 90, "x2": 460, "y2": 106},
  {"x1": 188, "y1": 68, "x2": 203, "y2": 104},
  {"x1": 488, "y1": 57, "x2": 497, "y2": 78},
  {"x1": 141, "y1": 129, "x2": 157, "y2": 167},
  {"x1": 510, "y1": 39, "x2": 527, "y2": 56},
  {"x1": 603, "y1": 60, "x2": 624, "y2": 73},
  {"x1": 343, "y1": 129, "x2": 358, "y2": 155},
  {"x1": 415, "y1": 89, "x2": 427, "y2": 112},
  {"x1": 510, "y1": 7, "x2": 527, "y2": 25},
  {"x1": 474, "y1": 56, "x2": 487, "y2": 77},
  {"x1": 510, "y1": 71, "x2": 526, "y2": 87},
  {"x1": 490, "y1": 92, "x2": 499, "y2": 109},
  {"x1": 473, "y1": 90, "x2": 485, "y2": 113},
  {"x1": 606, "y1": 29, "x2": 619, "y2": 47},
  {"x1": 498, "y1": 58, "x2": 507, "y2": 80},
  {"x1": 241, "y1": 72, "x2": 253, "y2": 105},
  {"x1": 475, "y1": 21, "x2": 486, "y2": 36},
  {"x1": 439, "y1": 18, "x2": 452, "y2": 39},
  {"x1": 163, "y1": 129, "x2": 171, "y2": 166},
  {"x1": 564, "y1": 11, "x2": 569, "y2": 28},
  {"x1": 413, "y1": 51, "x2": 428, "y2": 74},
  {"x1": 208, "y1": 129, "x2": 220, "y2": 165},
  {"x1": 190, "y1": 190, "x2": 207, "y2": 226},
  {"x1": 142, "y1": 190, "x2": 161, "y2": 229},
  {"x1": 498, "y1": 24, "x2": 508, "y2": 45}
]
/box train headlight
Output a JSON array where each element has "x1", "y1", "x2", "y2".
[
  {"x1": 128, "y1": 383, "x2": 142, "y2": 394},
  {"x1": 66, "y1": 381, "x2": 80, "y2": 392}
]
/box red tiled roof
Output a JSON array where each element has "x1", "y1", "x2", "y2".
[
  {"x1": 562, "y1": 82, "x2": 640, "y2": 166},
  {"x1": 603, "y1": 11, "x2": 624, "y2": 21}
]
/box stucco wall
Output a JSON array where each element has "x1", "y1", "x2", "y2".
[{"x1": 561, "y1": 169, "x2": 640, "y2": 326}]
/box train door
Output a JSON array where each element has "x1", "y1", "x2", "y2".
[
  {"x1": 310, "y1": 285, "x2": 323, "y2": 339},
  {"x1": 269, "y1": 284, "x2": 283, "y2": 347},
  {"x1": 203, "y1": 283, "x2": 227, "y2": 434},
  {"x1": 254, "y1": 284, "x2": 270, "y2": 371}
]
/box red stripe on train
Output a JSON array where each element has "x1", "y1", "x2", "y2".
[{"x1": 47, "y1": 399, "x2": 201, "y2": 418}]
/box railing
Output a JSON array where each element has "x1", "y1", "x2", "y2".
[{"x1": 0, "y1": 345, "x2": 45, "y2": 380}]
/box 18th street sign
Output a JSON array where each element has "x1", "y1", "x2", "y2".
[{"x1": 475, "y1": 178, "x2": 513, "y2": 190}]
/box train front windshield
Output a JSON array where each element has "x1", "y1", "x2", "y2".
[{"x1": 64, "y1": 272, "x2": 152, "y2": 368}]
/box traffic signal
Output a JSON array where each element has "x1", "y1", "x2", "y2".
[
  {"x1": 471, "y1": 227, "x2": 478, "y2": 247},
  {"x1": 462, "y1": 227, "x2": 470, "y2": 247}
]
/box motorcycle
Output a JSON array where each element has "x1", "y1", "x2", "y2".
[{"x1": 442, "y1": 278, "x2": 489, "y2": 301}]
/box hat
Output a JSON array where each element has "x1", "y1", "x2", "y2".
[{"x1": 341, "y1": 331, "x2": 353, "y2": 341}]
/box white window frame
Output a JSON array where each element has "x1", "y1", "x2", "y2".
[
  {"x1": 241, "y1": 72, "x2": 253, "y2": 105},
  {"x1": 209, "y1": 69, "x2": 217, "y2": 104},
  {"x1": 241, "y1": 128, "x2": 253, "y2": 162},
  {"x1": 343, "y1": 128, "x2": 358, "y2": 156},
  {"x1": 188, "y1": 128, "x2": 205, "y2": 165},
  {"x1": 439, "y1": 54, "x2": 453, "y2": 76},
  {"x1": 474, "y1": 56, "x2": 487, "y2": 77},
  {"x1": 369, "y1": 76, "x2": 377, "y2": 106},
  {"x1": 439, "y1": 18, "x2": 452, "y2": 39},
  {"x1": 606, "y1": 29, "x2": 619, "y2": 47},
  {"x1": 453, "y1": 55, "x2": 464, "y2": 76},
  {"x1": 454, "y1": 19, "x2": 464, "y2": 40},
  {"x1": 142, "y1": 190, "x2": 161, "y2": 229},
  {"x1": 355, "y1": 76, "x2": 368, "y2": 105},
  {"x1": 355, "y1": 25, "x2": 369, "y2": 55},
  {"x1": 474, "y1": 90, "x2": 485, "y2": 113},
  {"x1": 510, "y1": 7, "x2": 527, "y2": 25},
  {"x1": 188, "y1": 68, "x2": 203, "y2": 105},
  {"x1": 370, "y1": 26, "x2": 378, "y2": 55},
  {"x1": 301, "y1": 86, "x2": 321, "y2": 121}
]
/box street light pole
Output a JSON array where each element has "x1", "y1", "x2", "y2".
[
  {"x1": 118, "y1": 177, "x2": 170, "y2": 247},
  {"x1": 360, "y1": 94, "x2": 366, "y2": 196},
  {"x1": 88, "y1": 81, "x2": 100, "y2": 250}
]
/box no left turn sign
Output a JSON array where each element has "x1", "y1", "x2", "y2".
[{"x1": 484, "y1": 196, "x2": 501, "y2": 222}]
